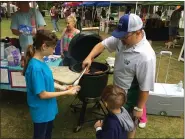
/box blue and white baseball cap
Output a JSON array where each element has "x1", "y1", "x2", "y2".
[{"x1": 112, "y1": 13, "x2": 143, "y2": 38}]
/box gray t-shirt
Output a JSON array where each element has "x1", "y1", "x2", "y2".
[
  {"x1": 10, "y1": 8, "x2": 46, "y2": 53},
  {"x1": 102, "y1": 31, "x2": 156, "y2": 92}
]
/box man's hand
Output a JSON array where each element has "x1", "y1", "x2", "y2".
[
  {"x1": 11, "y1": 29, "x2": 22, "y2": 36},
  {"x1": 82, "y1": 57, "x2": 93, "y2": 71},
  {"x1": 94, "y1": 120, "x2": 103, "y2": 129},
  {"x1": 31, "y1": 28, "x2": 37, "y2": 36}
]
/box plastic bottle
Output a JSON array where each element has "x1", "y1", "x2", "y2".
[
  {"x1": 177, "y1": 80, "x2": 183, "y2": 92},
  {"x1": 21, "y1": 52, "x2": 25, "y2": 68}
]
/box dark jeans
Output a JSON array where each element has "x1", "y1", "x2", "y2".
[
  {"x1": 51, "y1": 19, "x2": 59, "y2": 31},
  {"x1": 169, "y1": 26, "x2": 178, "y2": 37},
  {"x1": 33, "y1": 120, "x2": 53, "y2": 139}
]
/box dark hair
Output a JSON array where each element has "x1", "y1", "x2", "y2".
[
  {"x1": 101, "y1": 85, "x2": 127, "y2": 110},
  {"x1": 22, "y1": 30, "x2": 58, "y2": 76},
  {"x1": 179, "y1": 6, "x2": 184, "y2": 11}
]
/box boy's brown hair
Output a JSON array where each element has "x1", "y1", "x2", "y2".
[{"x1": 101, "y1": 85, "x2": 127, "y2": 110}]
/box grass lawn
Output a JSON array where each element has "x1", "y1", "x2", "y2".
[{"x1": 0, "y1": 16, "x2": 184, "y2": 138}]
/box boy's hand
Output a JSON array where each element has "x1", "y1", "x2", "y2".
[
  {"x1": 31, "y1": 28, "x2": 37, "y2": 36},
  {"x1": 94, "y1": 120, "x2": 103, "y2": 129}
]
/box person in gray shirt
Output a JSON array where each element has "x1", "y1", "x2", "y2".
[{"x1": 83, "y1": 13, "x2": 156, "y2": 138}]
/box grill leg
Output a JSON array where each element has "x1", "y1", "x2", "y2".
[{"x1": 74, "y1": 101, "x2": 87, "y2": 132}]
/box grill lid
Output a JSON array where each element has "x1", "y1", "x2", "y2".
[{"x1": 68, "y1": 32, "x2": 102, "y2": 62}]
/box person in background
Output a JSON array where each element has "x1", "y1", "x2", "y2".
[
  {"x1": 23, "y1": 30, "x2": 80, "y2": 139},
  {"x1": 29, "y1": 2, "x2": 39, "y2": 9},
  {"x1": 50, "y1": 5, "x2": 59, "y2": 32},
  {"x1": 64, "y1": 7, "x2": 71, "y2": 21},
  {"x1": 10, "y1": 1, "x2": 46, "y2": 54},
  {"x1": 94, "y1": 85, "x2": 134, "y2": 139},
  {"x1": 76, "y1": 8, "x2": 82, "y2": 31},
  {"x1": 61, "y1": 7, "x2": 64, "y2": 19},
  {"x1": 169, "y1": 6, "x2": 184, "y2": 42},
  {"x1": 70, "y1": 8, "x2": 76, "y2": 18},
  {"x1": 83, "y1": 13, "x2": 156, "y2": 138},
  {"x1": 150, "y1": 12, "x2": 161, "y2": 19},
  {"x1": 101, "y1": 8, "x2": 106, "y2": 19},
  {"x1": 85, "y1": 8, "x2": 92, "y2": 27},
  {"x1": 125, "y1": 6, "x2": 132, "y2": 14},
  {"x1": 156, "y1": 8, "x2": 162, "y2": 17},
  {"x1": 60, "y1": 15, "x2": 80, "y2": 66}
]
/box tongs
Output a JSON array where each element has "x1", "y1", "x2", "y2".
[{"x1": 73, "y1": 67, "x2": 87, "y2": 86}]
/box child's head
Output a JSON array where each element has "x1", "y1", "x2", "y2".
[
  {"x1": 32, "y1": 30, "x2": 58, "y2": 54},
  {"x1": 23, "y1": 30, "x2": 58, "y2": 76},
  {"x1": 101, "y1": 85, "x2": 126, "y2": 110}
]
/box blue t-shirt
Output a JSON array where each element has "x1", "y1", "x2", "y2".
[
  {"x1": 25, "y1": 58, "x2": 58, "y2": 123},
  {"x1": 10, "y1": 8, "x2": 46, "y2": 53}
]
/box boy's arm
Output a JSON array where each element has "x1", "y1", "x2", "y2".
[{"x1": 96, "y1": 128, "x2": 115, "y2": 139}]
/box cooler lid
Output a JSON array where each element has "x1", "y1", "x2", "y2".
[{"x1": 68, "y1": 32, "x2": 102, "y2": 62}]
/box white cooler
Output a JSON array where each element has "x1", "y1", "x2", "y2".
[{"x1": 146, "y1": 83, "x2": 184, "y2": 117}]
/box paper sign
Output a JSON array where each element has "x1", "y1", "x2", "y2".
[
  {"x1": 0, "y1": 67, "x2": 9, "y2": 84},
  {"x1": 10, "y1": 71, "x2": 26, "y2": 88}
]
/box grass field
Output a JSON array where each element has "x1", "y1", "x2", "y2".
[{"x1": 0, "y1": 16, "x2": 184, "y2": 138}]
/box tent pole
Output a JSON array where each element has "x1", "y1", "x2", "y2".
[
  {"x1": 135, "y1": 1, "x2": 138, "y2": 14},
  {"x1": 148, "y1": 5, "x2": 150, "y2": 14},
  {"x1": 118, "y1": 6, "x2": 120, "y2": 18},
  {"x1": 33, "y1": 1, "x2": 38, "y2": 30},
  {"x1": 107, "y1": 2, "x2": 111, "y2": 20},
  {"x1": 82, "y1": 6, "x2": 84, "y2": 28},
  {"x1": 7, "y1": 2, "x2": 11, "y2": 18}
]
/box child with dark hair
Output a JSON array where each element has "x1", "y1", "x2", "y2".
[
  {"x1": 23, "y1": 30, "x2": 80, "y2": 139},
  {"x1": 94, "y1": 85, "x2": 134, "y2": 139}
]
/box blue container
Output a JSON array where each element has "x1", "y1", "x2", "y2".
[{"x1": 54, "y1": 40, "x2": 61, "y2": 55}]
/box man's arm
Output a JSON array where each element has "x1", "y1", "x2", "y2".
[
  {"x1": 11, "y1": 29, "x2": 22, "y2": 36},
  {"x1": 35, "y1": 9, "x2": 46, "y2": 28},
  {"x1": 10, "y1": 13, "x2": 20, "y2": 36},
  {"x1": 136, "y1": 57, "x2": 156, "y2": 110},
  {"x1": 137, "y1": 91, "x2": 149, "y2": 109}
]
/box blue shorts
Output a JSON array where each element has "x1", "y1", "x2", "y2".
[{"x1": 169, "y1": 27, "x2": 178, "y2": 36}]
